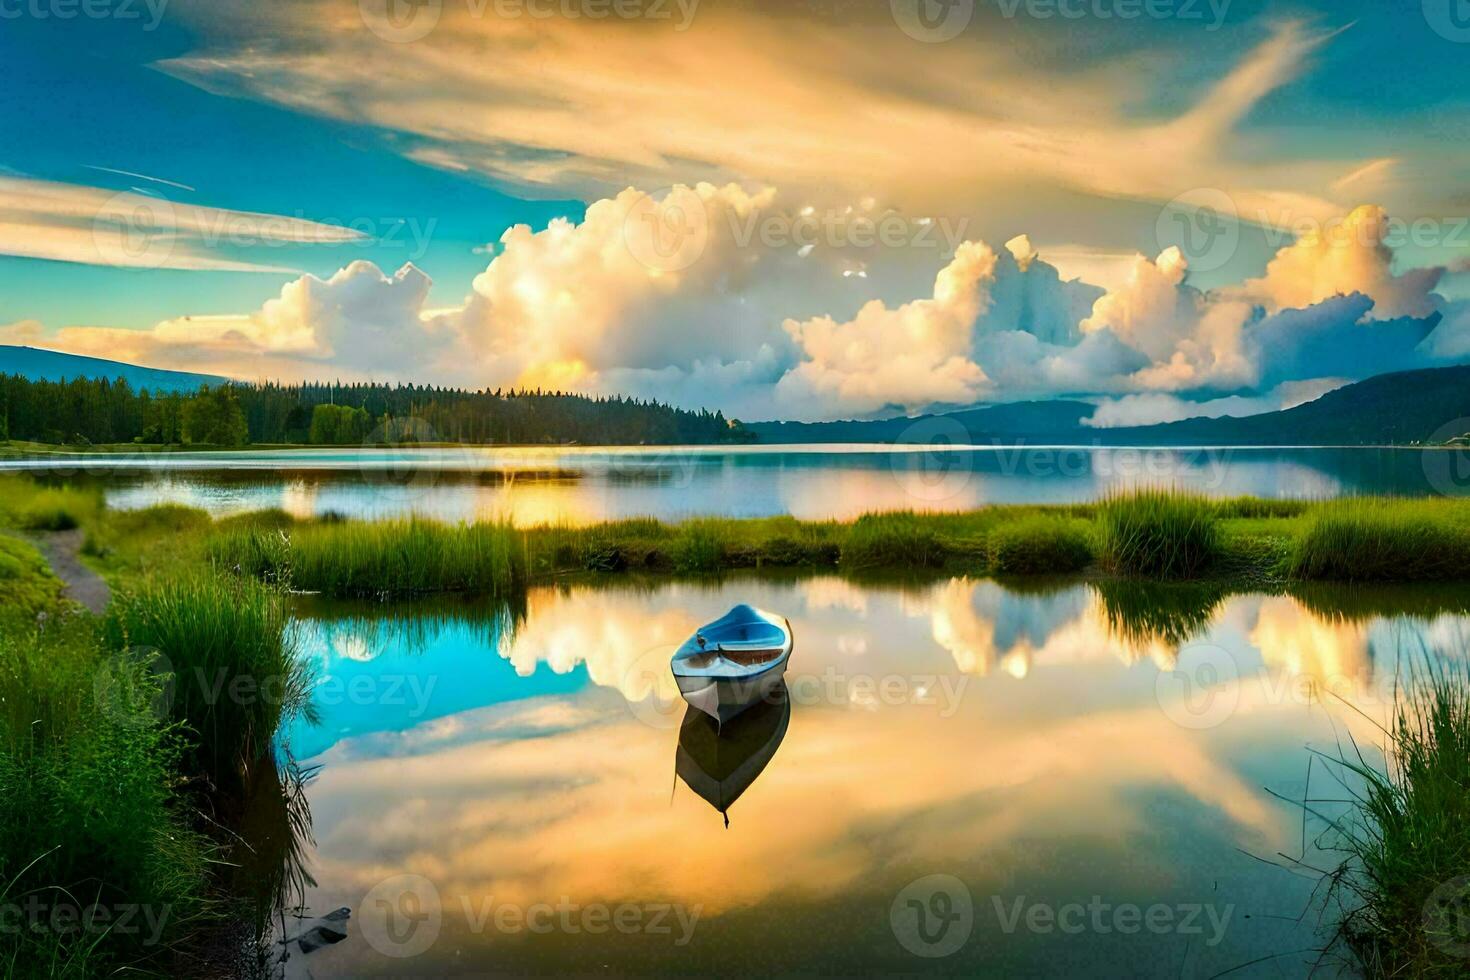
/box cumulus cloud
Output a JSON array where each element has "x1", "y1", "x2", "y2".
[
  {"x1": 1237, "y1": 205, "x2": 1443, "y2": 319},
  {"x1": 773, "y1": 242, "x2": 995, "y2": 418},
  {"x1": 457, "y1": 183, "x2": 794, "y2": 395},
  {"x1": 11, "y1": 189, "x2": 1462, "y2": 423},
  {"x1": 7, "y1": 262, "x2": 447, "y2": 382}
]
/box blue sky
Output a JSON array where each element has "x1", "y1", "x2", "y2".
[{"x1": 0, "y1": 0, "x2": 1466, "y2": 421}]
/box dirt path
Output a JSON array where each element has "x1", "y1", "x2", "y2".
[{"x1": 34, "y1": 528, "x2": 111, "y2": 614}]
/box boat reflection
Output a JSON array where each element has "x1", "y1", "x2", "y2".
[{"x1": 675, "y1": 683, "x2": 791, "y2": 827}]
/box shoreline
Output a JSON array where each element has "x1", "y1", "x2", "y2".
[{"x1": 5, "y1": 439, "x2": 1469, "y2": 459}]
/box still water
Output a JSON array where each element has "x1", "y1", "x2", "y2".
[
  {"x1": 274, "y1": 575, "x2": 1469, "y2": 977},
  {"x1": 5, "y1": 445, "x2": 1467, "y2": 523}
]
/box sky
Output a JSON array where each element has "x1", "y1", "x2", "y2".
[{"x1": 0, "y1": 0, "x2": 1467, "y2": 423}]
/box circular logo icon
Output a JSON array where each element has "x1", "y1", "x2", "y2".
[
  {"x1": 890, "y1": 0, "x2": 974, "y2": 43},
  {"x1": 1424, "y1": 0, "x2": 1470, "y2": 43},
  {"x1": 94, "y1": 646, "x2": 175, "y2": 729},
  {"x1": 92, "y1": 192, "x2": 176, "y2": 269},
  {"x1": 622, "y1": 186, "x2": 710, "y2": 274},
  {"x1": 357, "y1": 416, "x2": 478, "y2": 511},
  {"x1": 1155, "y1": 188, "x2": 1239, "y2": 273},
  {"x1": 890, "y1": 874, "x2": 973, "y2": 957},
  {"x1": 893, "y1": 416, "x2": 975, "y2": 505},
  {"x1": 1423, "y1": 418, "x2": 1470, "y2": 496},
  {"x1": 1155, "y1": 643, "x2": 1240, "y2": 730},
  {"x1": 359, "y1": 0, "x2": 442, "y2": 42},
  {"x1": 621, "y1": 643, "x2": 686, "y2": 730},
  {"x1": 359, "y1": 873, "x2": 443, "y2": 958},
  {"x1": 1423, "y1": 875, "x2": 1470, "y2": 958}
]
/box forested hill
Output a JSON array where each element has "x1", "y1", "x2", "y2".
[
  {"x1": 0, "y1": 375, "x2": 755, "y2": 447},
  {"x1": 747, "y1": 365, "x2": 1470, "y2": 447},
  {"x1": 1110, "y1": 365, "x2": 1470, "y2": 445}
]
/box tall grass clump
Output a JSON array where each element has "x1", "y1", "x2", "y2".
[
  {"x1": 0, "y1": 620, "x2": 211, "y2": 974},
  {"x1": 1098, "y1": 489, "x2": 1220, "y2": 578},
  {"x1": 671, "y1": 519, "x2": 729, "y2": 573},
  {"x1": 1289, "y1": 498, "x2": 1470, "y2": 582},
  {"x1": 988, "y1": 516, "x2": 1094, "y2": 575},
  {"x1": 840, "y1": 512, "x2": 951, "y2": 570},
  {"x1": 212, "y1": 518, "x2": 526, "y2": 597},
  {"x1": 103, "y1": 573, "x2": 315, "y2": 792},
  {"x1": 1312, "y1": 662, "x2": 1470, "y2": 977}
]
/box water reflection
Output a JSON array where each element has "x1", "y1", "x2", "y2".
[
  {"x1": 12, "y1": 444, "x2": 1465, "y2": 523},
  {"x1": 675, "y1": 685, "x2": 792, "y2": 828},
  {"x1": 276, "y1": 576, "x2": 1470, "y2": 976}
]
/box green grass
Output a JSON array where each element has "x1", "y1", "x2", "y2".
[
  {"x1": 102, "y1": 573, "x2": 316, "y2": 795},
  {"x1": 82, "y1": 503, "x2": 215, "y2": 588},
  {"x1": 209, "y1": 518, "x2": 526, "y2": 598},
  {"x1": 0, "y1": 477, "x2": 101, "y2": 532},
  {"x1": 1098, "y1": 488, "x2": 1222, "y2": 579},
  {"x1": 989, "y1": 515, "x2": 1095, "y2": 575},
  {"x1": 196, "y1": 493, "x2": 1470, "y2": 592},
  {"x1": 0, "y1": 619, "x2": 212, "y2": 975},
  {"x1": 840, "y1": 512, "x2": 955, "y2": 570},
  {"x1": 0, "y1": 535, "x2": 65, "y2": 620},
  {"x1": 1310, "y1": 662, "x2": 1470, "y2": 977},
  {"x1": 1289, "y1": 498, "x2": 1470, "y2": 582}
]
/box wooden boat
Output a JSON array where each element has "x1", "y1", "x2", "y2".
[
  {"x1": 671, "y1": 604, "x2": 792, "y2": 724},
  {"x1": 676, "y1": 684, "x2": 790, "y2": 827}
]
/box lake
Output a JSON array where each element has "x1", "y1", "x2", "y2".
[
  {"x1": 269, "y1": 575, "x2": 1468, "y2": 976},
  {"x1": 5, "y1": 444, "x2": 1467, "y2": 524}
]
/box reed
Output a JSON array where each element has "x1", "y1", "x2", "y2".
[
  {"x1": 988, "y1": 515, "x2": 1094, "y2": 574},
  {"x1": 1289, "y1": 498, "x2": 1470, "y2": 582},
  {"x1": 0, "y1": 619, "x2": 211, "y2": 974},
  {"x1": 1312, "y1": 661, "x2": 1470, "y2": 977},
  {"x1": 211, "y1": 518, "x2": 526, "y2": 598},
  {"x1": 839, "y1": 512, "x2": 951, "y2": 570},
  {"x1": 102, "y1": 573, "x2": 315, "y2": 792},
  {"x1": 1098, "y1": 488, "x2": 1221, "y2": 578}
]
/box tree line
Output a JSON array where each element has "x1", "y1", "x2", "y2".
[{"x1": 0, "y1": 375, "x2": 757, "y2": 447}]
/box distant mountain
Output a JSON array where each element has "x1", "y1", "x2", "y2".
[
  {"x1": 749, "y1": 366, "x2": 1470, "y2": 446},
  {"x1": 749, "y1": 400, "x2": 1096, "y2": 443},
  {"x1": 0, "y1": 346, "x2": 224, "y2": 393},
  {"x1": 1114, "y1": 365, "x2": 1470, "y2": 446}
]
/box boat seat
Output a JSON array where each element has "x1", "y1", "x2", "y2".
[{"x1": 716, "y1": 637, "x2": 782, "y2": 650}]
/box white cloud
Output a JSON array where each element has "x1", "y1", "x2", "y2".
[
  {"x1": 773, "y1": 242, "x2": 996, "y2": 418},
  {"x1": 6, "y1": 262, "x2": 447, "y2": 382},
  {"x1": 0, "y1": 176, "x2": 365, "y2": 273},
  {"x1": 1236, "y1": 204, "x2": 1443, "y2": 319},
  {"x1": 1084, "y1": 378, "x2": 1348, "y2": 429},
  {"x1": 10, "y1": 191, "x2": 1461, "y2": 422}
]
